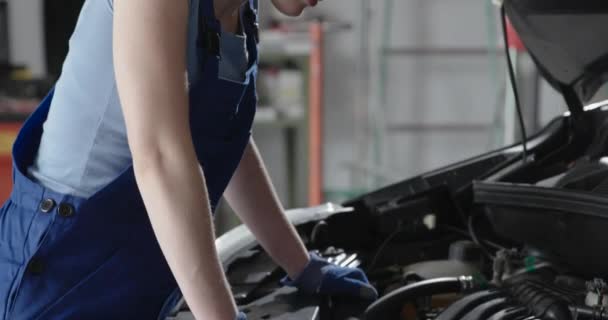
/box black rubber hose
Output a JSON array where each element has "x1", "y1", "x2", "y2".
[
  {"x1": 571, "y1": 306, "x2": 608, "y2": 320},
  {"x1": 364, "y1": 277, "x2": 469, "y2": 320}
]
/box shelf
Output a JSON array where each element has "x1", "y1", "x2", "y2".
[
  {"x1": 0, "y1": 97, "x2": 39, "y2": 122},
  {"x1": 383, "y1": 47, "x2": 502, "y2": 57},
  {"x1": 386, "y1": 123, "x2": 492, "y2": 132},
  {"x1": 0, "y1": 113, "x2": 28, "y2": 123},
  {"x1": 259, "y1": 30, "x2": 311, "y2": 58},
  {"x1": 254, "y1": 107, "x2": 304, "y2": 128}
]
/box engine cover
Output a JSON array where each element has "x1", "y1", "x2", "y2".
[{"x1": 435, "y1": 273, "x2": 603, "y2": 320}]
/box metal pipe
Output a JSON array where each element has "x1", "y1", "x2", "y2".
[{"x1": 308, "y1": 21, "x2": 324, "y2": 205}]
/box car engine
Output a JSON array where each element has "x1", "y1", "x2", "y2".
[
  {"x1": 224, "y1": 223, "x2": 608, "y2": 320},
  {"x1": 164, "y1": 107, "x2": 608, "y2": 320}
]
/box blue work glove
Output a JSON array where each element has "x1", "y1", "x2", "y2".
[
  {"x1": 236, "y1": 311, "x2": 247, "y2": 320},
  {"x1": 281, "y1": 252, "x2": 378, "y2": 300}
]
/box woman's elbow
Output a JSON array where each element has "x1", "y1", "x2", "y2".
[
  {"x1": 131, "y1": 138, "x2": 197, "y2": 178},
  {"x1": 131, "y1": 143, "x2": 168, "y2": 178}
]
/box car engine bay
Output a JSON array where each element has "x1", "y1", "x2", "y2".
[
  {"x1": 221, "y1": 124, "x2": 608, "y2": 320},
  {"x1": 164, "y1": 2, "x2": 608, "y2": 319},
  {"x1": 217, "y1": 100, "x2": 608, "y2": 320},
  {"x1": 161, "y1": 101, "x2": 608, "y2": 320}
]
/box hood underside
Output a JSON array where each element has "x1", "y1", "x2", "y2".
[{"x1": 506, "y1": 0, "x2": 608, "y2": 110}]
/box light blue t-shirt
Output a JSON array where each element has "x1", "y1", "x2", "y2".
[{"x1": 28, "y1": 0, "x2": 250, "y2": 198}]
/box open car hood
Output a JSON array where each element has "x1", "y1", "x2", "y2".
[{"x1": 506, "y1": 0, "x2": 608, "y2": 114}]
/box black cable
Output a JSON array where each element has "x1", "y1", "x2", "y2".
[
  {"x1": 468, "y1": 215, "x2": 495, "y2": 260},
  {"x1": 441, "y1": 224, "x2": 505, "y2": 251},
  {"x1": 500, "y1": 5, "x2": 529, "y2": 163},
  {"x1": 368, "y1": 226, "x2": 402, "y2": 271}
]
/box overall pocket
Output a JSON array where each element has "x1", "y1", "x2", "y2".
[
  {"x1": 32, "y1": 246, "x2": 126, "y2": 320},
  {"x1": 1, "y1": 198, "x2": 57, "y2": 320},
  {"x1": 6, "y1": 206, "x2": 129, "y2": 320},
  {"x1": 0, "y1": 199, "x2": 19, "y2": 320}
]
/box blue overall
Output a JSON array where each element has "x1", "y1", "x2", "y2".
[{"x1": 0, "y1": 0, "x2": 258, "y2": 318}]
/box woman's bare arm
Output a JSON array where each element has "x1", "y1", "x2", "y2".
[
  {"x1": 113, "y1": 0, "x2": 237, "y2": 319},
  {"x1": 224, "y1": 138, "x2": 310, "y2": 278}
]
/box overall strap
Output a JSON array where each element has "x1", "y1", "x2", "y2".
[
  {"x1": 199, "y1": 0, "x2": 216, "y2": 23},
  {"x1": 248, "y1": 0, "x2": 258, "y2": 18},
  {"x1": 198, "y1": 0, "x2": 221, "y2": 58},
  {"x1": 245, "y1": 0, "x2": 260, "y2": 44}
]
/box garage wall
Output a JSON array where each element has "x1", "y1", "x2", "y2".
[
  {"x1": 6, "y1": 0, "x2": 46, "y2": 76},
  {"x1": 306, "y1": 0, "x2": 567, "y2": 200}
]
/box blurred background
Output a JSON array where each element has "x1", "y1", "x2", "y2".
[{"x1": 0, "y1": 0, "x2": 603, "y2": 234}]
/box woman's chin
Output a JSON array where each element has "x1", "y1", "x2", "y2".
[{"x1": 270, "y1": 0, "x2": 308, "y2": 17}]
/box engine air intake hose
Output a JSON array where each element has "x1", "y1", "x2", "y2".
[{"x1": 364, "y1": 276, "x2": 479, "y2": 320}]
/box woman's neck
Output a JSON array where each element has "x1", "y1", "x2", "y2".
[{"x1": 214, "y1": 0, "x2": 246, "y2": 34}]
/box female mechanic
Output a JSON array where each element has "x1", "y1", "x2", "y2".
[{"x1": 0, "y1": 0, "x2": 377, "y2": 319}]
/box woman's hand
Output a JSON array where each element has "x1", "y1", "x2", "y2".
[
  {"x1": 270, "y1": 0, "x2": 321, "y2": 16},
  {"x1": 282, "y1": 252, "x2": 379, "y2": 300}
]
